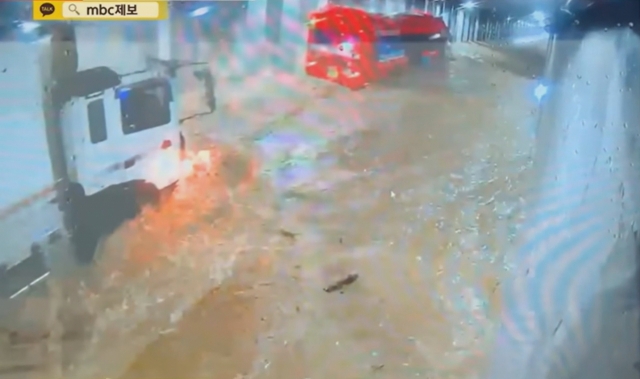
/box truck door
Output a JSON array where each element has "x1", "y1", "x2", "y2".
[
  {"x1": 64, "y1": 90, "x2": 127, "y2": 196},
  {"x1": 116, "y1": 78, "x2": 182, "y2": 192}
]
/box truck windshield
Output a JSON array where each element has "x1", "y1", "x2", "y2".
[
  {"x1": 312, "y1": 29, "x2": 343, "y2": 44},
  {"x1": 120, "y1": 79, "x2": 172, "y2": 134}
]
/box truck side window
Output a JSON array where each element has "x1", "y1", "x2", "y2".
[
  {"x1": 120, "y1": 80, "x2": 172, "y2": 135},
  {"x1": 87, "y1": 99, "x2": 107, "y2": 144}
]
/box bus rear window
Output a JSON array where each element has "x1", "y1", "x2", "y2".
[
  {"x1": 312, "y1": 29, "x2": 359, "y2": 45},
  {"x1": 313, "y1": 29, "x2": 339, "y2": 44}
]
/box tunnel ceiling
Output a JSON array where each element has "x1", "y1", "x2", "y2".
[
  {"x1": 476, "y1": 0, "x2": 555, "y2": 14},
  {"x1": 467, "y1": 0, "x2": 553, "y2": 19}
]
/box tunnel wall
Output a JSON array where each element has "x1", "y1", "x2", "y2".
[{"x1": 485, "y1": 27, "x2": 640, "y2": 379}]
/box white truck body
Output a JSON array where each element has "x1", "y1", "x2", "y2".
[
  {"x1": 0, "y1": 41, "x2": 61, "y2": 294},
  {"x1": 0, "y1": 20, "x2": 190, "y2": 299}
]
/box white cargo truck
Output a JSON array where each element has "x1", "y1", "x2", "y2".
[{"x1": 0, "y1": 21, "x2": 214, "y2": 352}]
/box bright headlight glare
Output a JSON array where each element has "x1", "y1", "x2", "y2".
[
  {"x1": 341, "y1": 42, "x2": 355, "y2": 51},
  {"x1": 534, "y1": 83, "x2": 549, "y2": 101},
  {"x1": 190, "y1": 6, "x2": 210, "y2": 17},
  {"x1": 20, "y1": 22, "x2": 40, "y2": 33}
]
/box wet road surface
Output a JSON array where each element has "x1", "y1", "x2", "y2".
[{"x1": 117, "y1": 49, "x2": 538, "y2": 379}]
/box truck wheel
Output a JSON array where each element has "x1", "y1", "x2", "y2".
[
  {"x1": 65, "y1": 184, "x2": 99, "y2": 265},
  {"x1": 406, "y1": 43, "x2": 424, "y2": 66},
  {"x1": 72, "y1": 227, "x2": 100, "y2": 265},
  {"x1": 135, "y1": 181, "x2": 161, "y2": 208},
  {"x1": 433, "y1": 45, "x2": 448, "y2": 70}
]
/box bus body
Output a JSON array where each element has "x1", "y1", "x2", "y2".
[
  {"x1": 305, "y1": 5, "x2": 407, "y2": 90},
  {"x1": 395, "y1": 11, "x2": 448, "y2": 68}
]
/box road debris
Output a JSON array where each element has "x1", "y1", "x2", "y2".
[
  {"x1": 278, "y1": 229, "x2": 298, "y2": 241},
  {"x1": 323, "y1": 273, "x2": 359, "y2": 293}
]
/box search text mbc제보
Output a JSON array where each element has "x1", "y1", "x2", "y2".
[{"x1": 85, "y1": 3, "x2": 140, "y2": 16}]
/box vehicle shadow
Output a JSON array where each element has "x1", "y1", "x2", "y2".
[
  {"x1": 373, "y1": 65, "x2": 451, "y2": 92},
  {"x1": 474, "y1": 40, "x2": 546, "y2": 79},
  {"x1": 72, "y1": 181, "x2": 162, "y2": 265}
]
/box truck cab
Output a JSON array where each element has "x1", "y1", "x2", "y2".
[
  {"x1": 0, "y1": 21, "x2": 214, "y2": 367},
  {"x1": 33, "y1": 23, "x2": 197, "y2": 264},
  {"x1": 60, "y1": 72, "x2": 182, "y2": 198}
]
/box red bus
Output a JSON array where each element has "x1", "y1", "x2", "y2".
[{"x1": 305, "y1": 5, "x2": 408, "y2": 90}]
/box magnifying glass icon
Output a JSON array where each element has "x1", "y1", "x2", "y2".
[{"x1": 68, "y1": 4, "x2": 80, "y2": 15}]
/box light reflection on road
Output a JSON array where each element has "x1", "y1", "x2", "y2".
[{"x1": 118, "y1": 48, "x2": 538, "y2": 379}]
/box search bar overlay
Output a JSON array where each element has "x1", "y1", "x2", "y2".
[
  {"x1": 63, "y1": 2, "x2": 160, "y2": 19},
  {"x1": 32, "y1": 1, "x2": 168, "y2": 21}
]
